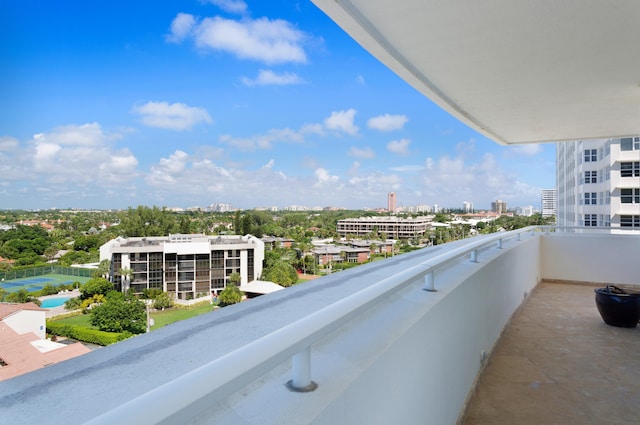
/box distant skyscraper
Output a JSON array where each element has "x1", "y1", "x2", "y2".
[
  {"x1": 463, "y1": 201, "x2": 473, "y2": 213},
  {"x1": 541, "y1": 189, "x2": 557, "y2": 218},
  {"x1": 388, "y1": 192, "x2": 397, "y2": 213},
  {"x1": 557, "y1": 137, "x2": 640, "y2": 231},
  {"x1": 491, "y1": 200, "x2": 507, "y2": 214},
  {"x1": 517, "y1": 206, "x2": 535, "y2": 217}
]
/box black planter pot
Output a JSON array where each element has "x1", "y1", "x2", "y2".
[{"x1": 595, "y1": 286, "x2": 640, "y2": 328}]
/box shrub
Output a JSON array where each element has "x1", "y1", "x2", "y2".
[
  {"x1": 64, "y1": 297, "x2": 82, "y2": 311},
  {"x1": 46, "y1": 321, "x2": 129, "y2": 345},
  {"x1": 143, "y1": 288, "x2": 163, "y2": 299},
  {"x1": 218, "y1": 284, "x2": 243, "y2": 307},
  {"x1": 153, "y1": 292, "x2": 173, "y2": 310}
]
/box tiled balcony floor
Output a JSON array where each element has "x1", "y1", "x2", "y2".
[{"x1": 461, "y1": 281, "x2": 640, "y2": 425}]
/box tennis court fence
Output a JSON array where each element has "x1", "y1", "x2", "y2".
[{"x1": 0, "y1": 266, "x2": 94, "y2": 282}]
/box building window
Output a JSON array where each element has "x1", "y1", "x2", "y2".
[
  {"x1": 621, "y1": 188, "x2": 640, "y2": 204},
  {"x1": 605, "y1": 141, "x2": 611, "y2": 156},
  {"x1": 584, "y1": 149, "x2": 597, "y2": 162},
  {"x1": 583, "y1": 171, "x2": 597, "y2": 183},
  {"x1": 605, "y1": 165, "x2": 610, "y2": 180},
  {"x1": 584, "y1": 214, "x2": 597, "y2": 227},
  {"x1": 621, "y1": 137, "x2": 640, "y2": 151},
  {"x1": 605, "y1": 191, "x2": 611, "y2": 205},
  {"x1": 583, "y1": 192, "x2": 597, "y2": 205},
  {"x1": 620, "y1": 215, "x2": 640, "y2": 228},
  {"x1": 620, "y1": 162, "x2": 640, "y2": 178}
]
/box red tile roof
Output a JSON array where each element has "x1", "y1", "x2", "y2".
[{"x1": 0, "y1": 322, "x2": 91, "y2": 381}]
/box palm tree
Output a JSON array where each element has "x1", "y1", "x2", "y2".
[
  {"x1": 120, "y1": 267, "x2": 132, "y2": 293},
  {"x1": 96, "y1": 259, "x2": 111, "y2": 280}
]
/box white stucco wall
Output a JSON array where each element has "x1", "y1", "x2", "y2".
[
  {"x1": 3, "y1": 310, "x2": 46, "y2": 340},
  {"x1": 540, "y1": 233, "x2": 640, "y2": 286}
]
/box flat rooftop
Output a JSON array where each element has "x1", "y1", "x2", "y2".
[{"x1": 462, "y1": 281, "x2": 640, "y2": 424}]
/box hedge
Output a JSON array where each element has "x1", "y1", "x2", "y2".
[{"x1": 46, "y1": 321, "x2": 130, "y2": 346}]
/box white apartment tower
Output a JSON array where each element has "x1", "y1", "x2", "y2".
[
  {"x1": 541, "y1": 189, "x2": 557, "y2": 218},
  {"x1": 557, "y1": 137, "x2": 640, "y2": 231}
]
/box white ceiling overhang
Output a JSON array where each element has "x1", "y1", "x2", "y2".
[{"x1": 312, "y1": 0, "x2": 640, "y2": 144}]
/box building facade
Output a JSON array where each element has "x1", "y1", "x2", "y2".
[
  {"x1": 100, "y1": 234, "x2": 265, "y2": 300},
  {"x1": 336, "y1": 216, "x2": 431, "y2": 239},
  {"x1": 491, "y1": 200, "x2": 507, "y2": 214},
  {"x1": 541, "y1": 189, "x2": 557, "y2": 218},
  {"x1": 387, "y1": 192, "x2": 397, "y2": 213},
  {"x1": 557, "y1": 137, "x2": 640, "y2": 231}
]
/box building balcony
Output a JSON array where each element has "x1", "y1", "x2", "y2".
[{"x1": 1, "y1": 227, "x2": 639, "y2": 424}]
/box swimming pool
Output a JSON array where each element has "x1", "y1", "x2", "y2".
[{"x1": 40, "y1": 297, "x2": 70, "y2": 308}]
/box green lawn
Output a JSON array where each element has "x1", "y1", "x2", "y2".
[
  {"x1": 51, "y1": 302, "x2": 215, "y2": 332},
  {"x1": 51, "y1": 313, "x2": 96, "y2": 328},
  {"x1": 150, "y1": 303, "x2": 214, "y2": 330}
]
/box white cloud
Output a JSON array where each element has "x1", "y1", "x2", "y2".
[
  {"x1": 419, "y1": 143, "x2": 542, "y2": 208},
  {"x1": 0, "y1": 136, "x2": 19, "y2": 152},
  {"x1": 300, "y1": 123, "x2": 324, "y2": 136},
  {"x1": 219, "y1": 127, "x2": 303, "y2": 151},
  {"x1": 387, "y1": 138, "x2": 411, "y2": 155},
  {"x1": 241, "y1": 69, "x2": 305, "y2": 86},
  {"x1": 0, "y1": 123, "x2": 139, "y2": 191},
  {"x1": 324, "y1": 109, "x2": 358, "y2": 136},
  {"x1": 166, "y1": 13, "x2": 196, "y2": 43},
  {"x1": 348, "y1": 161, "x2": 361, "y2": 175},
  {"x1": 170, "y1": 14, "x2": 308, "y2": 64},
  {"x1": 205, "y1": 0, "x2": 248, "y2": 14},
  {"x1": 146, "y1": 151, "x2": 234, "y2": 193},
  {"x1": 367, "y1": 114, "x2": 408, "y2": 131},
  {"x1": 132, "y1": 101, "x2": 212, "y2": 131},
  {"x1": 348, "y1": 146, "x2": 375, "y2": 159},
  {"x1": 313, "y1": 167, "x2": 339, "y2": 188},
  {"x1": 507, "y1": 144, "x2": 543, "y2": 157}
]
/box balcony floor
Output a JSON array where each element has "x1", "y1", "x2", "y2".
[{"x1": 462, "y1": 281, "x2": 640, "y2": 425}]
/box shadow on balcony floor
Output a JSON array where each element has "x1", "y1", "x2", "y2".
[{"x1": 461, "y1": 281, "x2": 640, "y2": 425}]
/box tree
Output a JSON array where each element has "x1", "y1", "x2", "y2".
[
  {"x1": 79, "y1": 277, "x2": 114, "y2": 300},
  {"x1": 5, "y1": 289, "x2": 41, "y2": 306},
  {"x1": 233, "y1": 211, "x2": 242, "y2": 235},
  {"x1": 90, "y1": 291, "x2": 146, "y2": 334},
  {"x1": 153, "y1": 292, "x2": 173, "y2": 310},
  {"x1": 228, "y1": 272, "x2": 241, "y2": 286},
  {"x1": 218, "y1": 284, "x2": 243, "y2": 307},
  {"x1": 44, "y1": 246, "x2": 58, "y2": 263},
  {"x1": 262, "y1": 260, "x2": 298, "y2": 287},
  {"x1": 94, "y1": 259, "x2": 111, "y2": 279},
  {"x1": 119, "y1": 267, "x2": 132, "y2": 292}
]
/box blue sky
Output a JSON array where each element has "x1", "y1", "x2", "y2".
[{"x1": 0, "y1": 0, "x2": 556, "y2": 211}]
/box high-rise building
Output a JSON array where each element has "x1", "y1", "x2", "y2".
[
  {"x1": 541, "y1": 189, "x2": 557, "y2": 218},
  {"x1": 463, "y1": 202, "x2": 473, "y2": 213},
  {"x1": 387, "y1": 192, "x2": 397, "y2": 213},
  {"x1": 491, "y1": 200, "x2": 507, "y2": 214},
  {"x1": 516, "y1": 206, "x2": 534, "y2": 217},
  {"x1": 557, "y1": 137, "x2": 640, "y2": 231}
]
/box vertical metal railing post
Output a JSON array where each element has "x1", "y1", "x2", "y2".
[
  {"x1": 470, "y1": 249, "x2": 478, "y2": 263},
  {"x1": 423, "y1": 269, "x2": 436, "y2": 292},
  {"x1": 497, "y1": 238, "x2": 503, "y2": 249},
  {"x1": 287, "y1": 347, "x2": 317, "y2": 392}
]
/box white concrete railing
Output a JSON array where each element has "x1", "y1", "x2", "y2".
[{"x1": 86, "y1": 226, "x2": 542, "y2": 425}]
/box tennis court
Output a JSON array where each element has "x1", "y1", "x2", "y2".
[{"x1": 0, "y1": 274, "x2": 92, "y2": 293}]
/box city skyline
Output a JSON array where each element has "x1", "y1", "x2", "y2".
[{"x1": 1, "y1": 1, "x2": 555, "y2": 211}]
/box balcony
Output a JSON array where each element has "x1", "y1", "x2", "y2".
[{"x1": 1, "y1": 228, "x2": 639, "y2": 424}]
